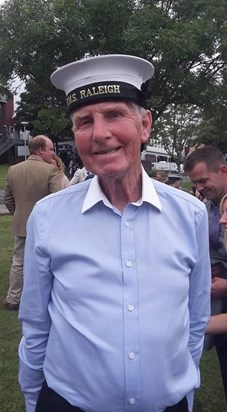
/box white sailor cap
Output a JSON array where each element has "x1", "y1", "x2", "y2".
[{"x1": 50, "y1": 54, "x2": 154, "y2": 113}]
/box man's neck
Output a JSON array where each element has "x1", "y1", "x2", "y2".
[{"x1": 99, "y1": 171, "x2": 143, "y2": 213}]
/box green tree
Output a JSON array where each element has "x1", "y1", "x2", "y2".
[
  {"x1": 32, "y1": 107, "x2": 69, "y2": 144},
  {"x1": 14, "y1": 80, "x2": 71, "y2": 142},
  {"x1": 0, "y1": 0, "x2": 226, "y2": 126},
  {"x1": 153, "y1": 104, "x2": 202, "y2": 166},
  {"x1": 194, "y1": 71, "x2": 227, "y2": 152}
]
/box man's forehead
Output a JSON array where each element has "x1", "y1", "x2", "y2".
[
  {"x1": 46, "y1": 139, "x2": 53, "y2": 148},
  {"x1": 72, "y1": 101, "x2": 130, "y2": 118},
  {"x1": 191, "y1": 161, "x2": 213, "y2": 174}
]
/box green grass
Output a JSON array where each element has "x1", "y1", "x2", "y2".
[
  {"x1": 0, "y1": 216, "x2": 25, "y2": 411},
  {"x1": 0, "y1": 164, "x2": 9, "y2": 189},
  {"x1": 0, "y1": 215, "x2": 226, "y2": 411}
]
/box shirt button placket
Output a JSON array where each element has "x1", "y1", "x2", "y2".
[{"x1": 121, "y1": 208, "x2": 140, "y2": 411}]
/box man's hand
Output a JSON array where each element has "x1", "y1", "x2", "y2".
[
  {"x1": 211, "y1": 277, "x2": 227, "y2": 297},
  {"x1": 211, "y1": 264, "x2": 225, "y2": 278}
]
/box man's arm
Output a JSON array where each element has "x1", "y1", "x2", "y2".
[
  {"x1": 206, "y1": 313, "x2": 227, "y2": 334},
  {"x1": 4, "y1": 168, "x2": 15, "y2": 214},
  {"x1": 188, "y1": 207, "x2": 211, "y2": 369},
  {"x1": 18, "y1": 206, "x2": 53, "y2": 412},
  {"x1": 48, "y1": 166, "x2": 62, "y2": 193},
  {"x1": 211, "y1": 277, "x2": 227, "y2": 297}
]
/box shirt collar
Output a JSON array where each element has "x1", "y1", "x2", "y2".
[{"x1": 81, "y1": 168, "x2": 162, "y2": 213}]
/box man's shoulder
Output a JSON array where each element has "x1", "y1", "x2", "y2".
[
  {"x1": 7, "y1": 161, "x2": 26, "y2": 175},
  {"x1": 7, "y1": 158, "x2": 56, "y2": 181},
  {"x1": 36, "y1": 180, "x2": 90, "y2": 208},
  {"x1": 152, "y1": 179, "x2": 207, "y2": 212}
]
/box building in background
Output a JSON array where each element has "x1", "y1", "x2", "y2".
[
  {"x1": 0, "y1": 94, "x2": 18, "y2": 163},
  {"x1": 0, "y1": 94, "x2": 31, "y2": 164}
]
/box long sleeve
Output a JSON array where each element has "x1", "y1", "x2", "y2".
[
  {"x1": 18, "y1": 209, "x2": 53, "y2": 411},
  {"x1": 4, "y1": 168, "x2": 15, "y2": 214},
  {"x1": 188, "y1": 207, "x2": 211, "y2": 369}
]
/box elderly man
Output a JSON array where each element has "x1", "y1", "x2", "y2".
[
  {"x1": 18, "y1": 55, "x2": 210, "y2": 412},
  {"x1": 3, "y1": 135, "x2": 61, "y2": 311}
]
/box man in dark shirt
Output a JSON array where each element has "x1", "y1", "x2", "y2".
[{"x1": 184, "y1": 146, "x2": 227, "y2": 402}]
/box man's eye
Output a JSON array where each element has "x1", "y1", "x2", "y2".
[
  {"x1": 107, "y1": 111, "x2": 123, "y2": 119},
  {"x1": 75, "y1": 118, "x2": 92, "y2": 129},
  {"x1": 81, "y1": 118, "x2": 92, "y2": 125}
]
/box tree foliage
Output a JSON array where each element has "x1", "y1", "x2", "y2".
[
  {"x1": 13, "y1": 80, "x2": 71, "y2": 140},
  {"x1": 195, "y1": 71, "x2": 227, "y2": 152},
  {"x1": 153, "y1": 104, "x2": 202, "y2": 165},
  {"x1": 0, "y1": 0, "x2": 226, "y2": 141}
]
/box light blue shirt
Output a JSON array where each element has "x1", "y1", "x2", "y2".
[{"x1": 18, "y1": 170, "x2": 211, "y2": 412}]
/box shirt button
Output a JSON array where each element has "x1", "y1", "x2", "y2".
[
  {"x1": 126, "y1": 260, "x2": 132, "y2": 267},
  {"x1": 128, "y1": 304, "x2": 134, "y2": 311},
  {"x1": 128, "y1": 352, "x2": 135, "y2": 359},
  {"x1": 125, "y1": 221, "x2": 130, "y2": 227},
  {"x1": 129, "y1": 398, "x2": 136, "y2": 405}
]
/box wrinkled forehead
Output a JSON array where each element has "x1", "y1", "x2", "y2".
[{"x1": 71, "y1": 100, "x2": 134, "y2": 119}]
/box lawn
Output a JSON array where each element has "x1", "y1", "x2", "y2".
[
  {"x1": 0, "y1": 215, "x2": 25, "y2": 411},
  {"x1": 0, "y1": 164, "x2": 9, "y2": 189},
  {"x1": 0, "y1": 215, "x2": 226, "y2": 411}
]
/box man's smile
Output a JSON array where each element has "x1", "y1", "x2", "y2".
[{"x1": 93, "y1": 146, "x2": 122, "y2": 155}]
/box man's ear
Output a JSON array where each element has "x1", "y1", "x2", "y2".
[
  {"x1": 141, "y1": 110, "x2": 152, "y2": 144},
  {"x1": 219, "y1": 165, "x2": 227, "y2": 177},
  {"x1": 38, "y1": 147, "x2": 44, "y2": 157}
]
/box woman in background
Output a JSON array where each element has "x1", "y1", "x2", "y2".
[
  {"x1": 206, "y1": 193, "x2": 227, "y2": 334},
  {"x1": 52, "y1": 153, "x2": 70, "y2": 189}
]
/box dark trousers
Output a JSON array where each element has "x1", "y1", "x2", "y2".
[
  {"x1": 215, "y1": 334, "x2": 227, "y2": 403},
  {"x1": 35, "y1": 381, "x2": 188, "y2": 412}
]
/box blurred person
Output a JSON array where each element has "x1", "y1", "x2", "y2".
[
  {"x1": 167, "y1": 175, "x2": 182, "y2": 189},
  {"x1": 68, "y1": 158, "x2": 74, "y2": 175},
  {"x1": 184, "y1": 146, "x2": 227, "y2": 402},
  {"x1": 18, "y1": 54, "x2": 210, "y2": 412},
  {"x1": 52, "y1": 153, "x2": 70, "y2": 189},
  {"x1": 179, "y1": 164, "x2": 184, "y2": 175},
  {"x1": 70, "y1": 157, "x2": 92, "y2": 185},
  {"x1": 207, "y1": 194, "x2": 227, "y2": 335},
  {"x1": 3, "y1": 135, "x2": 61, "y2": 311},
  {"x1": 220, "y1": 194, "x2": 227, "y2": 245},
  {"x1": 189, "y1": 186, "x2": 205, "y2": 202},
  {"x1": 154, "y1": 169, "x2": 167, "y2": 183}
]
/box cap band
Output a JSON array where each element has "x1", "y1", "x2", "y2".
[{"x1": 66, "y1": 81, "x2": 145, "y2": 113}]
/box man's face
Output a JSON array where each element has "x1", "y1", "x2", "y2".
[
  {"x1": 187, "y1": 161, "x2": 227, "y2": 202},
  {"x1": 40, "y1": 139, "x2": 55, "y2": 164},
  {"x1": 71, "y1": 101, "x2": 152, "y2": 179}
]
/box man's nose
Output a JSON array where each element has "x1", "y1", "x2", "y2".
[{"x1": 91, "y1": 117, "x2": 111, "y2": 142}]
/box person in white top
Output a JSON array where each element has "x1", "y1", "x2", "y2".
[{"x1": 70, "y1": 166, "x2": 92, "y2": 185}]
